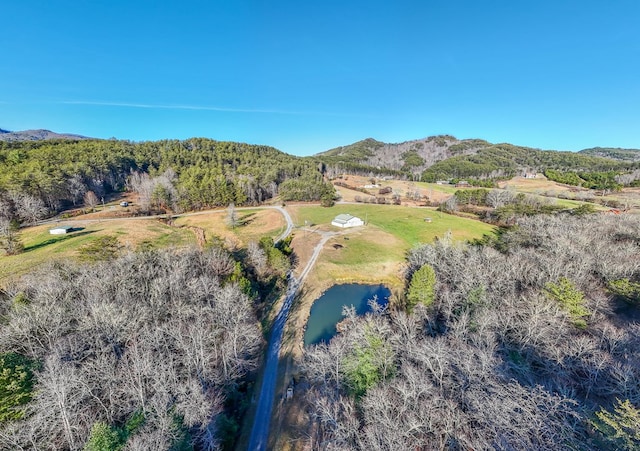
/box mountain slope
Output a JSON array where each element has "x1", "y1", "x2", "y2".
[
  {"x1": 0, "y1": 137, "x2": 333, "y2": 213},
  {"x1": 0, "y1": 129, "x2": 91, "y2": 142},
  {"x1": 317, "y1": 136, "x2": 640, "y2": 182},
  {"x1": 579, "y1": 147, "x2": 640, "y2": 162},
  {"x1": 422, "y1": 143, "x2": 640, "y2": 181},
  {"x1": 317, "y1": 135, "x2": 491, "y2": 175}
]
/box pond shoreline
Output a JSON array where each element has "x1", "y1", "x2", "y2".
[{"x1": 303, "y1": 283, "x2": 392, "y2": 346}]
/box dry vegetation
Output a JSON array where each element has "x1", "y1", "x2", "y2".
[
  {"x1": 298, "y1": 213, "x2": 640, "y2": 450},
  {"x1": 0, "y1": 248, "x2": 263, "y2": 450},
  {"x1": 0, "y1": 219, "x2": 195, "y2": 284}
]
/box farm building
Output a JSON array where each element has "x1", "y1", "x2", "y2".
[
  {"x1": 331, "y1": 214, "x2": 364, "y2": 228},
  {"x1": 49, "y1": 225, "x2": 73, "y2": 235}
]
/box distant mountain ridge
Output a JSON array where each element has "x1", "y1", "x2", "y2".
[
  {"x1": 0, "y1": 128, "x2": 91, "y2": 142},
  {"x1": 316, "y1": 135, "x2": 640, "y2": 181},
  {"x1": 317, "y1": 135, "x2": 491, "y2": 176},
  {"x1": 579, "y1": 147, "x2": 640, "y2": 162}
]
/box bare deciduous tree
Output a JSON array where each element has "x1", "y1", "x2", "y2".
[{"x1": 84, "y1": 190, "x2": 99, "y2": 210}]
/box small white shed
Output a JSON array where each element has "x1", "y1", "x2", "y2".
[
  {"x1": 49, "y1": 226, "x2": 72, "y2": 235},
  {"x1": 331, "y1": 214, "x2": 364, "y2": 228}
]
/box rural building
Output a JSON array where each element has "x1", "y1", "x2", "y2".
[
  {"x1": 455, "y1": 180, "x2": 471, "y2": 188},
  {"x1": 331, "y1": 214, "x2": 364, "y2": 228},
  {"x1": 524, "y1": 173, "x2": 538, "y2": 179},
  {"x1": 49, "y1": 225, "x2": 72, "y2": 235}
]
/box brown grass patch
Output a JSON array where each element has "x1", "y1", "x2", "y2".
[{"x1": 173, "y1": 208, "x2": 286, "y2": 246}]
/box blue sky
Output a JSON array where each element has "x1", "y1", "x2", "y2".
[{"x1": 1, "y1": 1, "x2": 639, "y2": 155}]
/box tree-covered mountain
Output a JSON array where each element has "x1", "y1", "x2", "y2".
[
  {"x1": 579, "y1": 147, "x2": 640, "y2": 162},
  {"x1": 316, "y1": 136, "x2": 640, "y2": 185},
  {"x1": 317, "y1": 135, "x2": 490, "y2": 177},
  {"x1": 422, "y1": 143, "x2": 639, "y2": 183},
  {"x1": 0, "y1": 138, "x2": 334, "y2": 219},
  {"x1": 0, "y1": 129, "x2": 91, "y2": 142}
]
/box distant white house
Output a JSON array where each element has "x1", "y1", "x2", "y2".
[
  {"x1": 331, "y1": 214, "x2": 364, "y2": 228},
  {"x1": 49, "y1": 225, "x2": 72, "y2": 235}
]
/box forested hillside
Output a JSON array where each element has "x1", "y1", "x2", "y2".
[
  {"x1": 580, "y1": 147, "x2": 640, "y2": 162},
  {"x1": 0, "y1": 247, "x2": 263, "y2": 449},
  {"x1": 301, "y1": 213, "x2": 640, "y2": 450},
  {"x1": 316, "y1": 136, "x2": 640, "y2": 186},
  {"x1": 317, "y1": 136, "x2": 489, "y2": 178},
  {"x1": 422, "y1": 144, "x2": 640, "y2": 184},
  {"x1": 0, "y1": 138, "x2": 334, "y2": 217}
]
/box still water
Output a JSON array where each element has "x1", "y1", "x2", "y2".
[{"x1": 303, "y1": 284, "x2": 391, "y2": 346}]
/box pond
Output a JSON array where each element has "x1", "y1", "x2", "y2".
[{"x1": 303, "y1": 283, "x2": 391, "y2": 346}]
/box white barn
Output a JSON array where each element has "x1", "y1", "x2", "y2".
[
  {"x1": 331, "y1": 214, "x2": 364, "y2": 228},
  {"x1": 49, "y1": 225, "x2": 73, "y2": 235}
]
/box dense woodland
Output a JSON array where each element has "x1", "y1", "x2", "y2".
[
  {"x1": 0, "y1": 138, "x2": 334, "y2": 217},
  {"x1": 301, "y1": 213, "x2": 640, "y2": 450},
  {"x1": 0, "y1": 246, "x2": 272, "y2": 450}
]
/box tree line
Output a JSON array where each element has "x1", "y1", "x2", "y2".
[{"x1": 300, "y1": 213, "x2": 640, "y2": 450}]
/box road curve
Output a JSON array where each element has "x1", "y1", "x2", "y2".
[
  {"x1": 248, "y1": 229, "x2": 333, "y2": 451},
  {"x1": 272, "y1": 206, "x2": 293, "y2": 244}
]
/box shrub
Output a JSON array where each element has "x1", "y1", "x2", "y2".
[
  {"x1": 406, "y1": 265, "x2": 436, "y2": 312},
  {"x1": 591, "y1": 399, "x2": 640, "y2": 450},
  {"x1": 544, "y1": 277, "x2": 590, "y2": 328}
]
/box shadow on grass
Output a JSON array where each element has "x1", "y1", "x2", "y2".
[
  {"x1": 23, "y1": 229, "x2": 96, "y2": 253},
  {"x1": 239, "y1": 212, "x2": 257, "y2": 226}
]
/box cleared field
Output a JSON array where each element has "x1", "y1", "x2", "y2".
[
  {"x1": 1, "y1": 208, "x2": 287, "y2": 286},
  {"x1": 0, "y1": 219, "x2": 195, "y2": 284},
  {"x1": 291, "y1": 204, "x2": 494, "y2": 246},
  {"x1": 288, "y1": 204, "x2": 495, "y2": 293},
  {"x1": 173, "y1": 208, "x2": 286, "y2": 245}
]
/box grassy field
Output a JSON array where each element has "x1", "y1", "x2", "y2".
[
  {"x1": 1, "y1": 208, "x2": 287, "y2": 285},
  {"x1": 0, "y1": 219, "x2": 195, "y2": 284},
  {"x1": 173, "y1": 208, "x2": 286, "y2": 245},
  {"x1": 288, "y1": 204, "x2": 495, "y2": 292},
  {"x1": 291, "y1": 204, "x2": 494, "y2": 246}
]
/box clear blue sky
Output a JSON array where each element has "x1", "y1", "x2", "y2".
[{"x1": 1, "y1": 0, "x2": 639, "y2": 155}]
